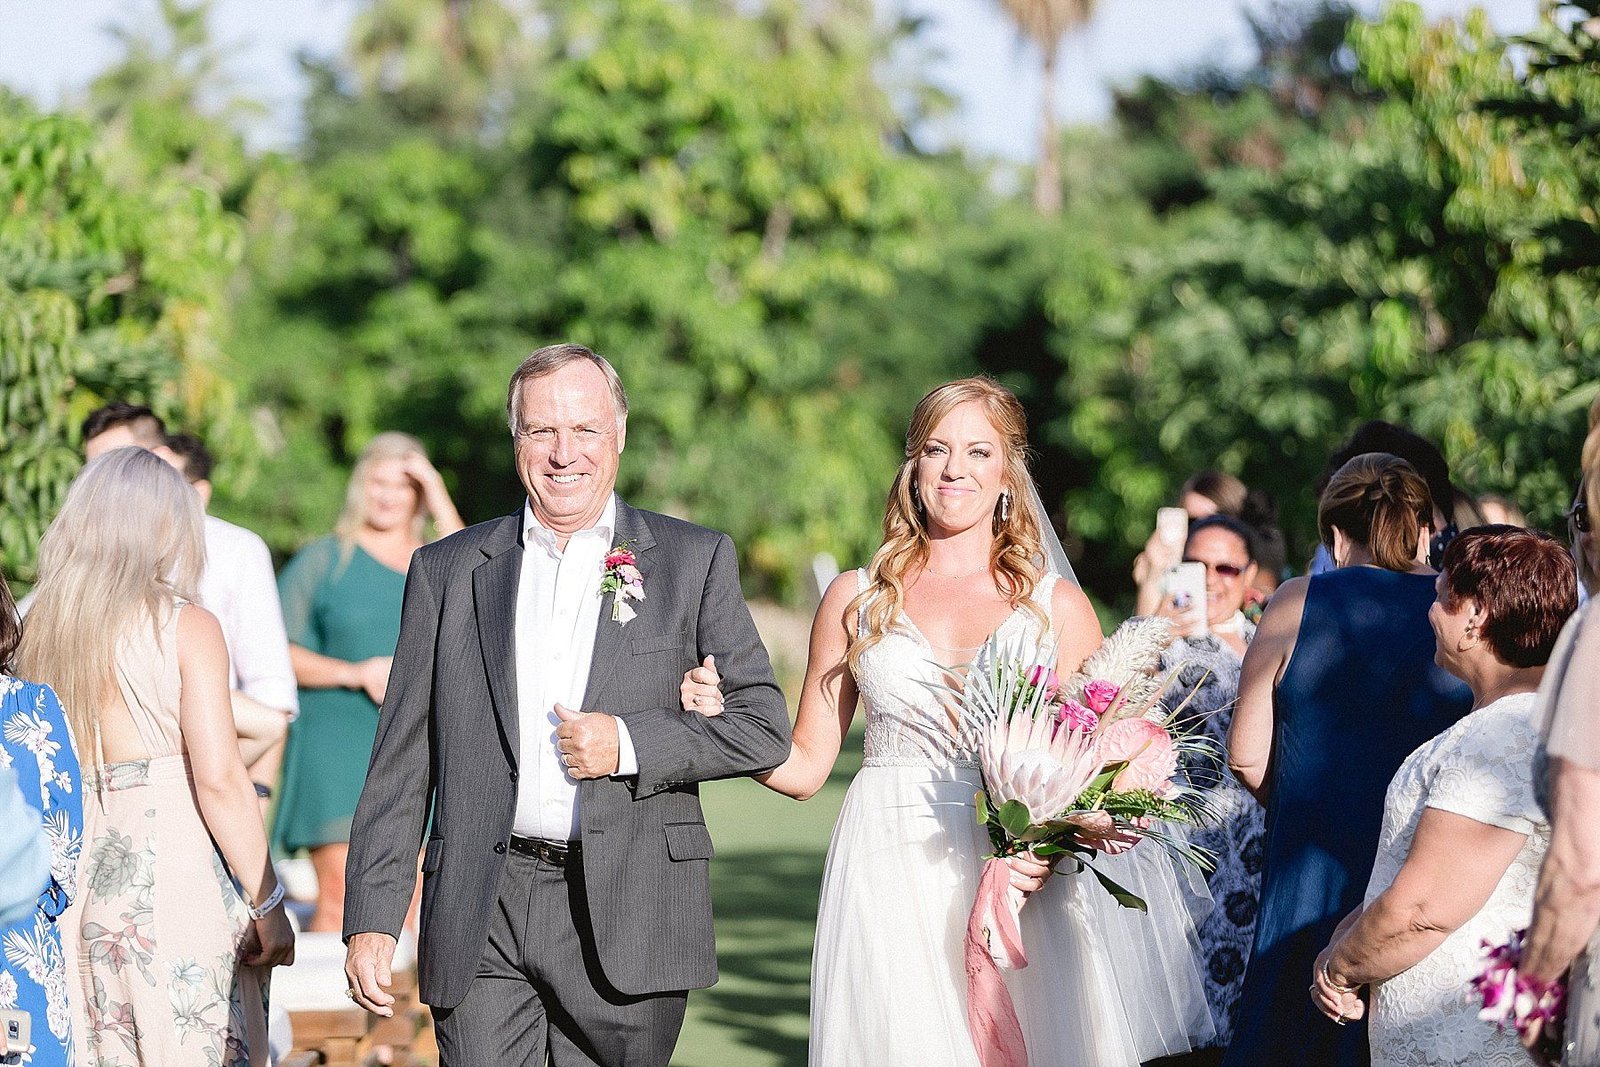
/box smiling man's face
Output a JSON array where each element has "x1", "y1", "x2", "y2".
[{"x1": 513, "y1": 360, "x2": 625, "y2": 541}]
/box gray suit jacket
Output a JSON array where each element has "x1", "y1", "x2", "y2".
[{"x1": 343, "y1": 500, "x2": 792, "y2": 1008}]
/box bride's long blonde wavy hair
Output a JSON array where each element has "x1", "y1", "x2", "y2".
[
  {"x1": 846, "y1": 378, "x2": 1048, "y2": 673},
  {"x1": 15, "y1": 447, "x2": 204, "y2": 771}
]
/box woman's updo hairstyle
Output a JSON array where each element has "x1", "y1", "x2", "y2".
[{"x1": 1317, "y1": 453, "x2": 1434, "y2": 572}]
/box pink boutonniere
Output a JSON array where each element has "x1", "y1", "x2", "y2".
[{"x1": 601, "y1": 541, "x2": 645, "y2": 625}]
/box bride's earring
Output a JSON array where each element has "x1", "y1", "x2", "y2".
[
  {"x1": 910, "y1": 480, "x2": 924, "y2": 515},
  {"x1": 998, "y1": 490, "x2": 1011, "y2": 524}
]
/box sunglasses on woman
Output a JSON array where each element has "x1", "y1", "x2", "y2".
[
  {"x1": 1570, "y1": 500, "x2": 1592, "y2": 535},
  {"x1": 1182, "y1": 558, "x2": 1247, "y2": 578}
]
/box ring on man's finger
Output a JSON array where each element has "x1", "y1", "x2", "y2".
[{"x1": 345, "y1": 988, "x2": 357, "y2": 1001}]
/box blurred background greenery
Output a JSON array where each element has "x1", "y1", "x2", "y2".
[{"x1": 3, "y1": 0, "x2": 1599, "y2": 613}]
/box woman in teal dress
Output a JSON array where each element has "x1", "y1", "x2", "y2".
[{"x1": 274, "y1": 433, "x2": 462, "y2": 932}]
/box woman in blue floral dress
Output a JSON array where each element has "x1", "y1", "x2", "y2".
[
  {"x1": 0, "y1": 571, "x2": 83, "y2": 1067},
  {"x1": 1154, "y1": 515, "x2": 1267, "y2": 1064}
]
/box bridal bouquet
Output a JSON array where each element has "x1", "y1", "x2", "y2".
[
  {"x1": 929, "y1": 616, "x2": 1217, "y2": 1067},
  {"x1": 1472, "y1": 929, "x2": 1565, "y2": 1062}
]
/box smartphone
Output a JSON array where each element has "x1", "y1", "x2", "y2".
[
  {"x1": 1156, "y1": 507, "x2": 1189, "y2": 548},
  {"x1": 0, "y1": 1009, "x2": 30, "y2": 1062},
  {"x1": 1164, "y1": 561, "x2": 1209, "y2": 635}
]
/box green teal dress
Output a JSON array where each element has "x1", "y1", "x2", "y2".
[{"x1": 272, "y1": 536, "x2": 407, "y2": 854}]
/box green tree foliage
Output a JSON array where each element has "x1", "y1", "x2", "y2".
[
  {"x1": 1047, "y1": 2, "x2": 1600, "y2": 588},
  {"x1": 0, "y1": 92, "x2": 241, "y2": 582},
  {"x1": 233, "y1": 0, "x2": 957, "y2": 595},
  {"x1": 7, "y1": 0, "x2": 1600, "y2": 612}
]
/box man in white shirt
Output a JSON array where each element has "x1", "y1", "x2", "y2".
[
  {"x1": 166, "y1": 433, "x2": 299, "y2": 794},
  {"x1": 343, "y1": 345, "x2": 791, "y2": 1066},
  {"x1": 83, "y1": 407, "x2": 298, "y2": 795}
]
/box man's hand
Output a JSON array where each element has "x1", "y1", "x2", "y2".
[
  {"x1": 345, "y1": 932, "x2": 398, "y2": 1017},
  {"x1": 554, "y1": 705, "x2": 619, "y2": 779}
]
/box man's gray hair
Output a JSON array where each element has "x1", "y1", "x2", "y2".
[{"x1": 506, "y1": 343, "x2": 629, "y2": 432}]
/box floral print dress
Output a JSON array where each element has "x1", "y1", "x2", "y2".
[
  {"x1": 67, "y1": 601, "x2": 268, "y2": 1067},
  {"x1": 1163, "y1": 627, "x2": 1264, "y2": 1049},
  {"x1": 0, "y1": 674, "x2": 82, "y2": 1067}
]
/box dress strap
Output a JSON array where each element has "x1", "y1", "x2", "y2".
[{"x1": 855, "y1": 567, "x2": 869, "y2": 639}]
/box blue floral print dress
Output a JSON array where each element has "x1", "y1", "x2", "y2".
[{"x1": 0, "y1": 673, "x2": 84, "y2": 1067}]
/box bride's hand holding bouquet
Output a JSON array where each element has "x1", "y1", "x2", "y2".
[{"x1": 942, "y1": 616, "x2": 1218, "y2": 1067}]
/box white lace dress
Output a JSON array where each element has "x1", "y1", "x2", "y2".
[
  {"x1": 1364, "y1": 692, "x2": 1548, "y2": 1067},
  {"x1": 808, "y1": 571, "x2": 1215, "y2": 1066}
]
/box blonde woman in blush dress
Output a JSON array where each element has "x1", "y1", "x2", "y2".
[
  {"x1": 680, "y1": 378, "x2": 1215, "y2": 1065},
  {"x1": 17, "y1": 448, "x2": 294, "y2": 1066}
]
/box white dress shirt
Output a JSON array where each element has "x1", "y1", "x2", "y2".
[
  {"x1": 199, "y1": 514, "x2": 299, "y2": 716},
  {"x1": 511, "y1": 495, "x2": 638, "y2": 841}
]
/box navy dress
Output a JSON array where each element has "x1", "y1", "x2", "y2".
[{"x1": 1222, "y1": 569, "x2": 1472, "y2": 1067}]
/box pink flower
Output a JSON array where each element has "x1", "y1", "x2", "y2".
[
  {"x1": 618, "y1": 563, "x2": 643, "y2": 585},
  {"x1": 605, "y1": 548, "x2": 636, "y2": 569},
  {"x1": 1097, "y1": 718, "x2": 1178, "y2": 796},
  {"x1": 1026, "y1": 665, "x2": 1060, "y2": 703},
  {"x1": 1063, "y1": 811, "x2": 1148, "y2": 855},
  {"x1": 1082, "y1": 679, "x2": 1120, "y2": 715},
  {"x1": 1055, "y1": 700, "x2": 1099, "y2": 734}
]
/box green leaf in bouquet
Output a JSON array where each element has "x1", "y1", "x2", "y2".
[
  {"x1": 1086, "y1": 760, "x2": 1128, "y2": 794},
  {"x1": 1081, "y1": 859, "x2": 1149, "y2": 912},
  {"x1": 996, "y1": 799, "x2": 1032, "y2": 839},
  {"x1": 974, "y1": 790, "x2": 992, "y2": 827}
]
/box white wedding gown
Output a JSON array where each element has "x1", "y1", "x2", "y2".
[{"x1": 808, "y1": 571, "x2": 1216, "y2": 1066}]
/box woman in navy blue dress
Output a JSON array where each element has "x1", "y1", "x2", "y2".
[
  {"x1": 0, "y1": 571, "x2": 83, "y2": 1067},
  {"x1": 1222, "y1": 453, "x2": 1472, "y2": 1067}
]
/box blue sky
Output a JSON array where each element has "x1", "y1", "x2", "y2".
[{"x1": 0, "y1": 0, "x2": 1541, "y2": 160}]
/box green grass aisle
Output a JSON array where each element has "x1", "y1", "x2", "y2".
[{"x1": 672, "y1": 728, "x2": 865, "y2": 1066}]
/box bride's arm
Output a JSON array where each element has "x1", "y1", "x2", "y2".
[
  {"x1": 681, "y1": 572, "x2": 860, "y2": 801},
  {"x1": 1051, "y1": 580, "x2": 1104, "y2": 677}
]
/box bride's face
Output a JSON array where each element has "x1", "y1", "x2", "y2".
[{"x1": 915, "y1": 401, "x2": 1008, "y2": 537}]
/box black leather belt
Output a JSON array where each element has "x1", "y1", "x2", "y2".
[{"x1": 508, "y1": 835, "x2": 581, "y2": 867}]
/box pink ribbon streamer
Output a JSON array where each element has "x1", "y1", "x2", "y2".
[{"x1": 965, "y1": 858, "x2": 1030, "y2": 1067}]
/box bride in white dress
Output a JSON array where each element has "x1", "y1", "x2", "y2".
[{"x1": 681, "y1": 378, "x2": 1215, "y2": 1065}]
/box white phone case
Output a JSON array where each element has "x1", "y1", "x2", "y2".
[
  {"x1": 0, "y1": 1009, "x2": 30, "y2": 1062},
  {"x1": 1156, "y1": 507, "x2": 1189, "y2": 548},
  {"x1": 1164, "y1": 561, "x2": 1209, "y2": 635}
]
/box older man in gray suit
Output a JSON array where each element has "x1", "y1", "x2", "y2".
[{"x1": 342, "y1": 344, "x2": 792, "y2": 1065}]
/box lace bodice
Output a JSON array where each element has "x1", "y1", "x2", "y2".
[
  {"x1": 850, "y1": 569, "x2": 1058, "y2": 768},
  {"x1": 1364, "y1": 692, "x2": 1548, "y2": 1067}
]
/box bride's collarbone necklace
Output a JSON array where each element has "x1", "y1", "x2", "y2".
[{"x1": 919, "y1": 564, "x2": 992, "y2": 580}]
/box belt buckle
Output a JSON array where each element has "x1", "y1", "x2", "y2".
[{"x1": 513, "y1": 835, "x2": 576, "y2": 867}]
